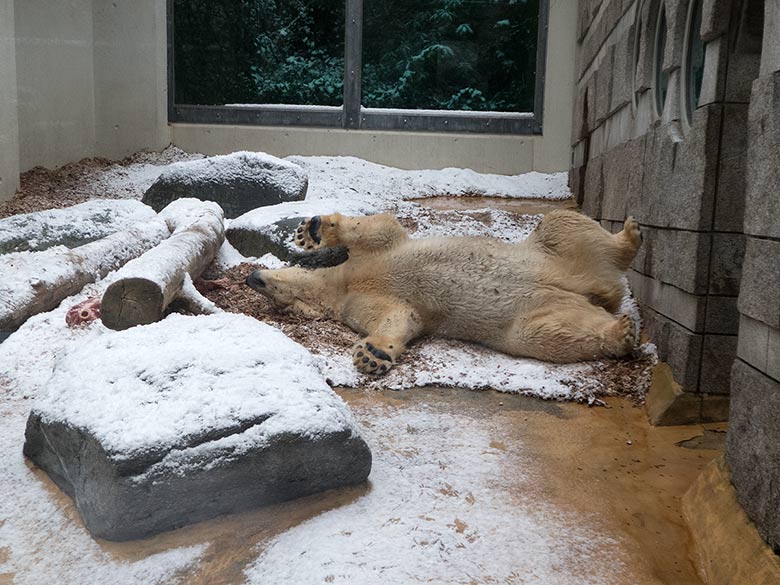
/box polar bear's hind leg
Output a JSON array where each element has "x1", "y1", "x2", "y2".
[{"x1": 497, "y1": 294, "x2": 636, "y2": 362}]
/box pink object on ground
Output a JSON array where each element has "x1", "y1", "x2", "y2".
[{"x1": 65, "y1": 297, "x2": 101, "y2": 328}]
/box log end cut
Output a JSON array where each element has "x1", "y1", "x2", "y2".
[{"x1": 101, "y1": 278, "x2": 166, "y2": 331}]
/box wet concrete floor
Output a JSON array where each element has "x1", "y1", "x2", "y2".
[{"x1": 22, "y1": 388, "x2": 724, "y2": 584}]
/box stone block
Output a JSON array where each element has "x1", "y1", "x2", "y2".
[
  {"x1": 708, "y1": 233, "x2": 745, "y2": 296},
  {"x1": 698, "y1": 37, "x2": 728, "y2": 106},
  {"x1": 705, "y1": 295, "x2": 739, "y2": 335},
  {"x1": 634, "y1": 0, "x2": 655, "y2": 92},
  {"x1": 663, "y1": 0, "x2": 688, "y2": 72},
  {"x1": 577, "y1": 0, "x2": 591, "y2": 42},
  {"x1": 23, "y1": 313, "x2": 372, "y2": 541},
  {"x1": 633, "y1": 226, "x2": 710, "y2": 294},
  {"x1": 571, "y1": 88, "x2": 588, "y2": 144},
  {"x1": 586, "y1": 74, "x2": 598, "y2": 133},
  {"x1": 582, "y1": 155, "x2": 604, "y2": 219},
  {"x1": 699, "y1": 334, "x2": 738, "y2": 394},
  {"x1": 714, "y1": 105, "x2": 749, "y2": 232},
  {"x1": 726, "y1": 52, "x2": 762, "y2": 104},
  {"x1": 761, "y1": 0, "x2": 780, "y2": 76},
  {"x1": 699, "y1": 393, "x2": 730, "y2": 422},
  {"x1": 738, "y1": 237, "x2": 780, "y2": 329},
  {"x1": 642, "y1": 305, "x2": 703, "y2": 392},
  {"x1": 745, "y1": 72, "x2": 780, "y2": 239},
  {"x1": 142, "y1": 152, "x2": 308, "y2": 219},
  {"x1": 768, "y1": 326, "x2": 780, "y2": 382},
  {"x1": 737, "y1": 313, "x2": 770, "y2": 373},
  {"x1": 645, "y1": 362, "x2": 703, "y2": 425},
  {"x1": 726, "y1": 359, "x2": 780, "y2": 552},
  {"x1": 595, "y1": 48, "x2": 614, "y2": 125},
  {"x1": 628, "y1": 269, "x2": 705, "y2": 332},
  {"x1": 610, "y1": 27, "x2": 636, "y2": 115},
  {"x1": 701, "y1": 0, "x2": 732, "y2": 42},
  {"x1": 668, "y1": 105, "x2": 722, "y2": 229}
]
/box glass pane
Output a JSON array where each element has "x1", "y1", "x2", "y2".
[
  {"x1": 686, "y1": 0, "x2": 705, "y2": 121},
  {"x1": 174, "y1": 0, "x2": 344, "y2": 106},
  {"x1": 654, "y1": 9, "x2": 668, "y2": 116},
  {"x1": 362, "y1": 0, "x2": 540, "y2": 112}
]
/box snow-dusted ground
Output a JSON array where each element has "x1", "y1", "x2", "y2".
[{"x1": 0, "y1": 147, "x2": 655, "y2": 583}]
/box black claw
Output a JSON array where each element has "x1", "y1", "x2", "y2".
[
  {"x1": 380, "y1": 365, "x2": 387, "y2": 372},
  {"x1": 362, "y1": 357, "x2": 369, "y2": 363},
  {"x1": 357, "y1": 351, "x2": 364, "y2": 357},
  {"x1": 370, "y1": 361, "x2": 377, "y2": 367}
]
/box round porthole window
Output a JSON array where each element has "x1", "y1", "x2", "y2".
[
  {"x1": 683, "y1": 0, "x2": 705, "y2": 127},
  {"x1": 653, "y1": 6, "x2": 669, "y2": 118}
]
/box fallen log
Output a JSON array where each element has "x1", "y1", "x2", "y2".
[
  {"x1": 0, "y1": 219, "x2": 171, "y2": 331},
  {"x1": 100, "y1": 199, "x2": 225, "y2": 330}
]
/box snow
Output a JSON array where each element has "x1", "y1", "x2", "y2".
[
  {"x1": 0, "y1": 199, "x2": 156, "y2": 253},
  {"x1": 245, "y1": 403, "x2": 626, "y2": 585},
  {"x1": 34, "y1": 313, "x2": 359, "y2": 459}
]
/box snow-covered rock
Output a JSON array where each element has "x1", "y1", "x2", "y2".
[
  {"x1": 0, "y1": 199, "x2": 157, "y2": 254},
  {"x1": 23, "y1": 313, "x2": 372, "y2": 541},
  {"x1": 142, "y1": 152, "x2": 308, "y2": 219}
]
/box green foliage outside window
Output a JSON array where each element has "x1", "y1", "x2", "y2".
[{"x1": 174, "y1": 0, "x2": 539, "y2": 113}]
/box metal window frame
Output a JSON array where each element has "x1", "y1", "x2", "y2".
[{"x1": 167, "y1": 0, "x2": 549, "y2": 135}]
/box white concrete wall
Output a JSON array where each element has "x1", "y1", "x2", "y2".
[
  {"x1": 0, "y1": 0, "x2": 20, "y2": 201},
  {"x1": 0, "y1": 0, "x2": 169, "y2": 202},
  {"x1": 93, "y1": 0, "x2": 168, "y2": 159},
  {"x1": 173, "y1": 1, "x2": 578, "y2": 175},
  {"x1": 14, "y1": 0, "x2": 96, "y2": 170}
]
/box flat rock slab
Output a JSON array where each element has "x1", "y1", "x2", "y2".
[
  {"x1": 0, "y1": 199, "x2": 156, "y2": 254},
  {"x1": 142, "y1": 151, "x2": 308, "y2": 219},
  {"x1": 23, "y1": 313, "x2": 371, "y2": 541}
]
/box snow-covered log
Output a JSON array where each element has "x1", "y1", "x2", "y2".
[
  {"x1": 100, "y1": 199, "x2": 225, "y2": 330},
  {"x1": 0, "y1": 219, "x2": 171, "y2": 331}
]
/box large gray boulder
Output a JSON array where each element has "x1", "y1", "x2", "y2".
[
  {"x1": 142, "y1": 152, "x2": 308, "y2": 219},
  {"x1": 23, "y1": 313, "x2": 371, "y2": 541},
  {"x1": 0, "y1": 199, "x2": 156, "y2": 254}
]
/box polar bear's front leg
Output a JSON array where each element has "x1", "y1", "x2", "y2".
[
  {"x1": 295, "y1": 213, "x2": 408, "y2": 253},
  {"x1": 341, "y1": 294, "x2": 423, "y2": 375}
]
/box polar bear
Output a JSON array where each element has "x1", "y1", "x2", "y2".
[{"x1": 245, "y1": 209, "x2": 642, "y2": 376}]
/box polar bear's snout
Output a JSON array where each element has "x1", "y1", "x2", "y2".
[{"x1": 245, "y1": 270, "x2": 266, "y2": 291}]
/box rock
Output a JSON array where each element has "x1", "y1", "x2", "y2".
[
  {"x1": 0, "y1": 200, "x2": 156, "y2": 254},
  {"x1": 142, "y1": 152, "x2": 308, "y2": 219},
  {"x1": 227, "y1": 215, "x2": 305, "y2": 260},
  {"x1": 23, "y1": 313, "x2": 372, "y2": 541}
]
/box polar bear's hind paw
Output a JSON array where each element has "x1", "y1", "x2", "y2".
[{"x1": 353, "y1": 340, "x2": 394, "y2": 375}]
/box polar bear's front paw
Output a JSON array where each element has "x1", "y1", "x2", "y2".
[
  {"x1": 352, "y1": 339, "x2": 394, "y2": 376},
  {"x1": 294, "y1": 216, "x2": 323, "y2": 251}
]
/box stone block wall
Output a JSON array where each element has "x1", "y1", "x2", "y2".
[
  {"x1": 570, "y1": 0, "x2": 766, "y2": 422},
  {"x1": 725, "y1": 0, "x2": 780, "y2": 553}
]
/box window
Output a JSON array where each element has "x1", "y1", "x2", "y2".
[
  {"x1": 653, "y1": 6, "x2": 668, "y2": 118},
  {"x1": 168, "y1": 0, "x2": 548, "y2": 134},
  {"x1": 683, "y1": 0, "x2": 705, "y2": 127}
]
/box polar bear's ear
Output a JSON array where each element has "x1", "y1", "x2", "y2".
[{"x1": 289, "y1": 246, "x2": 350, "y2": 269}]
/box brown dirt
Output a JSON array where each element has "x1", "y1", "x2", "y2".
[
  {"x1": 0, "y1": 146, "x2": 199, "y2": 219},
  {"x1": 202, "y1": 263, "x2": 359, "y2": 357}
]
